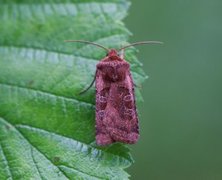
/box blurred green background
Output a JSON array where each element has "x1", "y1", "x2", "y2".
[{"x1": 125, "y1": 0, "x2": 222, "y2": 179}]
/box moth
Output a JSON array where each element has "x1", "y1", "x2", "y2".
[{"x1": 65, "y1": 40, "x2": 162, "y2": 145}]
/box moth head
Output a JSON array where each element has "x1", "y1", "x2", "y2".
[{"x1": 107, "y1": 49, "x2": 120, "y2": 60}]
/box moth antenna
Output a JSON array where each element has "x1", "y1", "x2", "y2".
[
  {"x1": 119, "y1": 41, "x2": 163, "y2": 51},
  {"x1": 64, "y1": 40, "x2": 109, "y2": 52}
]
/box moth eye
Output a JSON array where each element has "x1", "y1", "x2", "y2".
[
  {"x1": 123, "y1": 94, "x2": 132, "y2": 102},
  {"x1": 124, "y1": 109, "x2": 134, "y2": 116},
  {"x1": 99, "y1": 96, "x2": 107, "y2": 103},
  {"x1": 98, "y1": 110, "x2": 105, "y2": 117}
]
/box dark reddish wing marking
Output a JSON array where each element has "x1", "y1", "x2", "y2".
[{"x1": 65, "y1": 40, "x2": 163, "y2": 146}]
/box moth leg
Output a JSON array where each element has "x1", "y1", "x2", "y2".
[{"x1": 79, "y1": 71, "x2": 97, "y2": 95}]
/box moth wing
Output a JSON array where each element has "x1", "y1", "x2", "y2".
[
  {"x1": 107, "y1": 71, "x2": 139, "y2": 144},
  {"x1": 95, "y1": 61, "x2": 139, "y2": 145},
  {"x1": 95, "y1": 67, "x2": 113, "y2": 145}
]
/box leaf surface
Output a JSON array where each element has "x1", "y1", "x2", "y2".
[{"x1": 0, "y1": 0, "x2": 146, "y2": 179}]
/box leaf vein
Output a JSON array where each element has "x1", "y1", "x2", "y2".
[
  {"x1": 0, "y1": 44, "x2": 144, "y2": 78},
  {"x1": 15, "y1": 127, "x2": 70, "y2": 180},
  {"x1": 0, "y1": 141, "x2": 14, "y2": 180},
  {"x1": 15, "y1": 125, "x2": 107, "y2": 179},
  {"x1": 30, "y1": 147, "x2": 44, "y2": 180},
  {"x1": 0, "y1": 83, "x2": 94, "y2": 107}
]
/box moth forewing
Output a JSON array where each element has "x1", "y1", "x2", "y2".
[{"x1": 95, "y1": 50, "x2": 139, "y2": 145}]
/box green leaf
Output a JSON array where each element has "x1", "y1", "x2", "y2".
[{"x1": 0, "y1": 0, "x2": 146, "y2": 179}]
